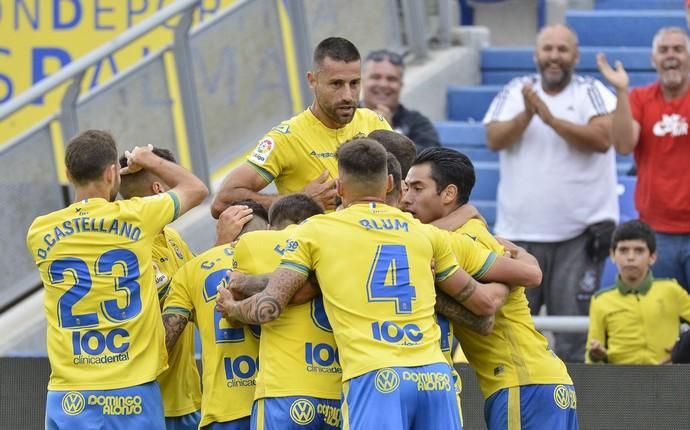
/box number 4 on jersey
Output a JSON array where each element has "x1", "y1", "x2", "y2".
[{"x1": 366, "y1": 244, "x2": 416, "y2": 314}]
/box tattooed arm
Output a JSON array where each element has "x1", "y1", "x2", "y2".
[
  {"x1": 437, "y1": 268, "x2": 510, "y2": 317},
  {"x1": 162, "y1": 312, "x2": 189, "y2": 352},
  {"x1": 435, "y1": 291, "x2": 494, "y2": 336},
  {"x1": 228, "y1": 270, "x2": 319, "y2": 305},
  {"x1": 217, "y1": 268, "x2": 308, "y2": 324}
]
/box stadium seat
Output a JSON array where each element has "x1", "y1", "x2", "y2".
[
  {"x1": 566, "y1": 10, "x2": 686, "y2": 47},
  {"x1": 446, "y1": 86, "x2": 501, "y2": 122},
  {"x1": 595, "y1": 0, "x2": 684, "y2": 10},
  {"x1": 434, "y1": 121, "x2": 486, "y2": 146},
  {"x1": 472, "y1": 162, "x2": 499, "y2": 201},
  {"x1": 481, "y1": 47, "x2": 656, "y2": 87}
]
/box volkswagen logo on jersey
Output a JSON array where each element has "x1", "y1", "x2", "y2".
[
  {"x1": 61, "y1": 391, "x2": 86, "y2": 416},
  {"x1": 374, "y1": 368, "x2": 400, "y2": 394},
  {"x1": 290, "y1": 398, "x2": 316, "y2": 425}
]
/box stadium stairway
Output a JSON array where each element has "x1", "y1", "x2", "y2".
[{"x1": 437, "y1": 0, "x2": 681, "y2": 287}]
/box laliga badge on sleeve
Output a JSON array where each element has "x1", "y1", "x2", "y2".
[{"x1": 250, "y1": 137, "x2": 275, "y2": 165}]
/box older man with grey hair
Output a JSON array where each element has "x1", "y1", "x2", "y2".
[{"x1": 598, "y1": 26, "x2": 690, "y2": 293}]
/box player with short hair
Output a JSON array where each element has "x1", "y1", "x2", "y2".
[
  {"x1": 162, "y1": 202, "x2": 268, "y2": 430},
  {"x1": 118, "y1": 148, "x2": 202, "y2": 430},
  {"x1": 212, "y1": 37, "x2": 391, "y2": 216},
  {"x1": 403, "y1": 147, "x2": 577, "y2": 430},
  {"x1": 217, "y1": 138, "x2": 511, "y2": 430},
  {"x1": 27, "y1": 130, "x2": 208, "y2": 429}
]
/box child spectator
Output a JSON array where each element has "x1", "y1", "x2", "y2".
[{"x1": 586, "y1": 220, "x2": 690, "y2": 364}]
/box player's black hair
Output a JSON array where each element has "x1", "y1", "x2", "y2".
[
  {"x1": 368, "y1": 129, "x2": 417, "y2": 178},
  {"x1": 119, "y1": 148, "x2": 177, "y2": 199},
  {"x1": 269, "y1": 194, "x2": 324, "y2": 227},
  {"x1": 118, "y1": 147, "x2": 175, "y2": 169},
  {"x1": 313, "y1": 37, "x2": 361, "y2": 67},
  {"x1": 65, "y1": 130, "x2": 118, "y2": 184},
  {"x1": 412, "y1": 147, "x2": 475, "y2": 206},
  {"x1": 611, "y1": 220, "x2": 656, "y2": 253}
]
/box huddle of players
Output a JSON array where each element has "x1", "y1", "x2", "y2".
[{"x1": 27, "y1": 36, "x2": 579, "y2": 430}]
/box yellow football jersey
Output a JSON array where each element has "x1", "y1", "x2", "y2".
[
  {"x1": 455, "y1": 218, "x2": 572, "y2": 398},
  {"x1": 152, "y1": 227, "x2": 201, "y2": 417},
  {"x1": 246, "y1": 108, "x2": 391, "y2": 194},
  {"x1": 163, "y1": 245, "x2": 259, "y2": 427},
  {"x1": 26, "y1": 193, "x2": 180, "y2": 390},
  {"x1": 233, "y1": 227, "x2": 342, "y2": 400},
  {"x1": 282, "y1": 203, "x2": 458, "y2": 381}
]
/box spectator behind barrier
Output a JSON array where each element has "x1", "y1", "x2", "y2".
[
  {"x1": 361, "y1": 49, "x2": 441, "y2": 151},
  {"x1": 586, "y1": 220, "x2": 690, "y2": 365},
  {"x1": 483, "y1": 24, "x2": 619, "y2": 363},
  {"x1": 598, "y1": 27, "x2": 690, "y2": 293}
]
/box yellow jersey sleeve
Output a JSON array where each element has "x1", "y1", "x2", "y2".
[
  {"x1": 163, "y1": 266, "x2": 194, "y2": 321},
  {"x1": 448, "y1": 230, "x2": 497, "y2": 279},
  {"x1": 246, "y1": 128, "x2": 291, "y2": 184},
  {"x1": 278, "y1": 223, "x2": 315, "y2": 276},
  {"x1": 426, "y1": 225, "x2": 459, "y2": 282},
  {"x1": 130, "y1": 191, "x2": 180, "y2": 226}
]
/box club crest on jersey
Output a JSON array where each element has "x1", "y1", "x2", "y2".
[
  {"x1": 290, "y1": 398, "x2": 316, "y2": 425},
  {"x1": 62, "y1": 392, "x2": 85, "y2": 416},
  {"x1": 250, "y1": 137, "x2": 275, "y2": 165}
]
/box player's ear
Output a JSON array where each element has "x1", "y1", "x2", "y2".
[
  {"x1": 442, "y1": 184, "x2": 458, "y2": 205},
  {"x1": 649, "y1": 251, "x2": 657, "y2": 266},
  {"x1": 104, "y1": 163, "x2": 117, "y2": 184},
  {"x1": 335, "y1": 178, "x2": 344, "y2": 198},
  {"x1": 307, "y1": 70, "x2": 317, "y2": 90},
  {"x1": 386, "y1": 174, "x2": 394, "y2": 193},
  {"x1": 151, "y1": 181, "x2": 166, "y2": 195}
]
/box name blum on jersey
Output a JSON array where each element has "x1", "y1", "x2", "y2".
[
  {"x1": 72, "y1": 328, "x2": 130, "y2": 365},
  {"x1": 305, "y1": 342, "x2": 342, "y2": 374},
  {"x1": 224, "y1": 355, "x2": 258, "y2": 388},
  {"x1": 359, "y1": 218, "x2": 409, "y2": 232},
  {"x1": 250, "y1": 137, "x2": 275, "y2": 165},
  {"x1": 35, "y1": 217, "x2": 142, "y2": 259}
]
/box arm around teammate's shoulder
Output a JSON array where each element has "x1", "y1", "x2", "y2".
[
  {"x1": 436, "y1": 268, "x2": 509, "y2": 317},
  {"x1": 211, "y1": 163, "x2": 276, "y2": 218}
]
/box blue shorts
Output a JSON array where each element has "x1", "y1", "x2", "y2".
[
  {"x1": 484, "y1": 384, "x2": 579, "y2": 430},
  {"x1": 251, "y1": 396, "x2": 341, "y2": 429},
  {"x1": 165, "y1": 410, "x2": 201, "y2": 430},
  {"x1": 341, "y1": 363, "x2": 462, "y2": 430},
  {"x1": 46, "y1": 380, "x2": 165, "y2": 430},
  {"x1": 203, "y1": 416, "x2": 250, "y2": 430}
]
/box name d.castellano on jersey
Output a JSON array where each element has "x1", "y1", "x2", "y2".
[{"x1": 35, "y1": 217, "x2": 143, "y2": 260}]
